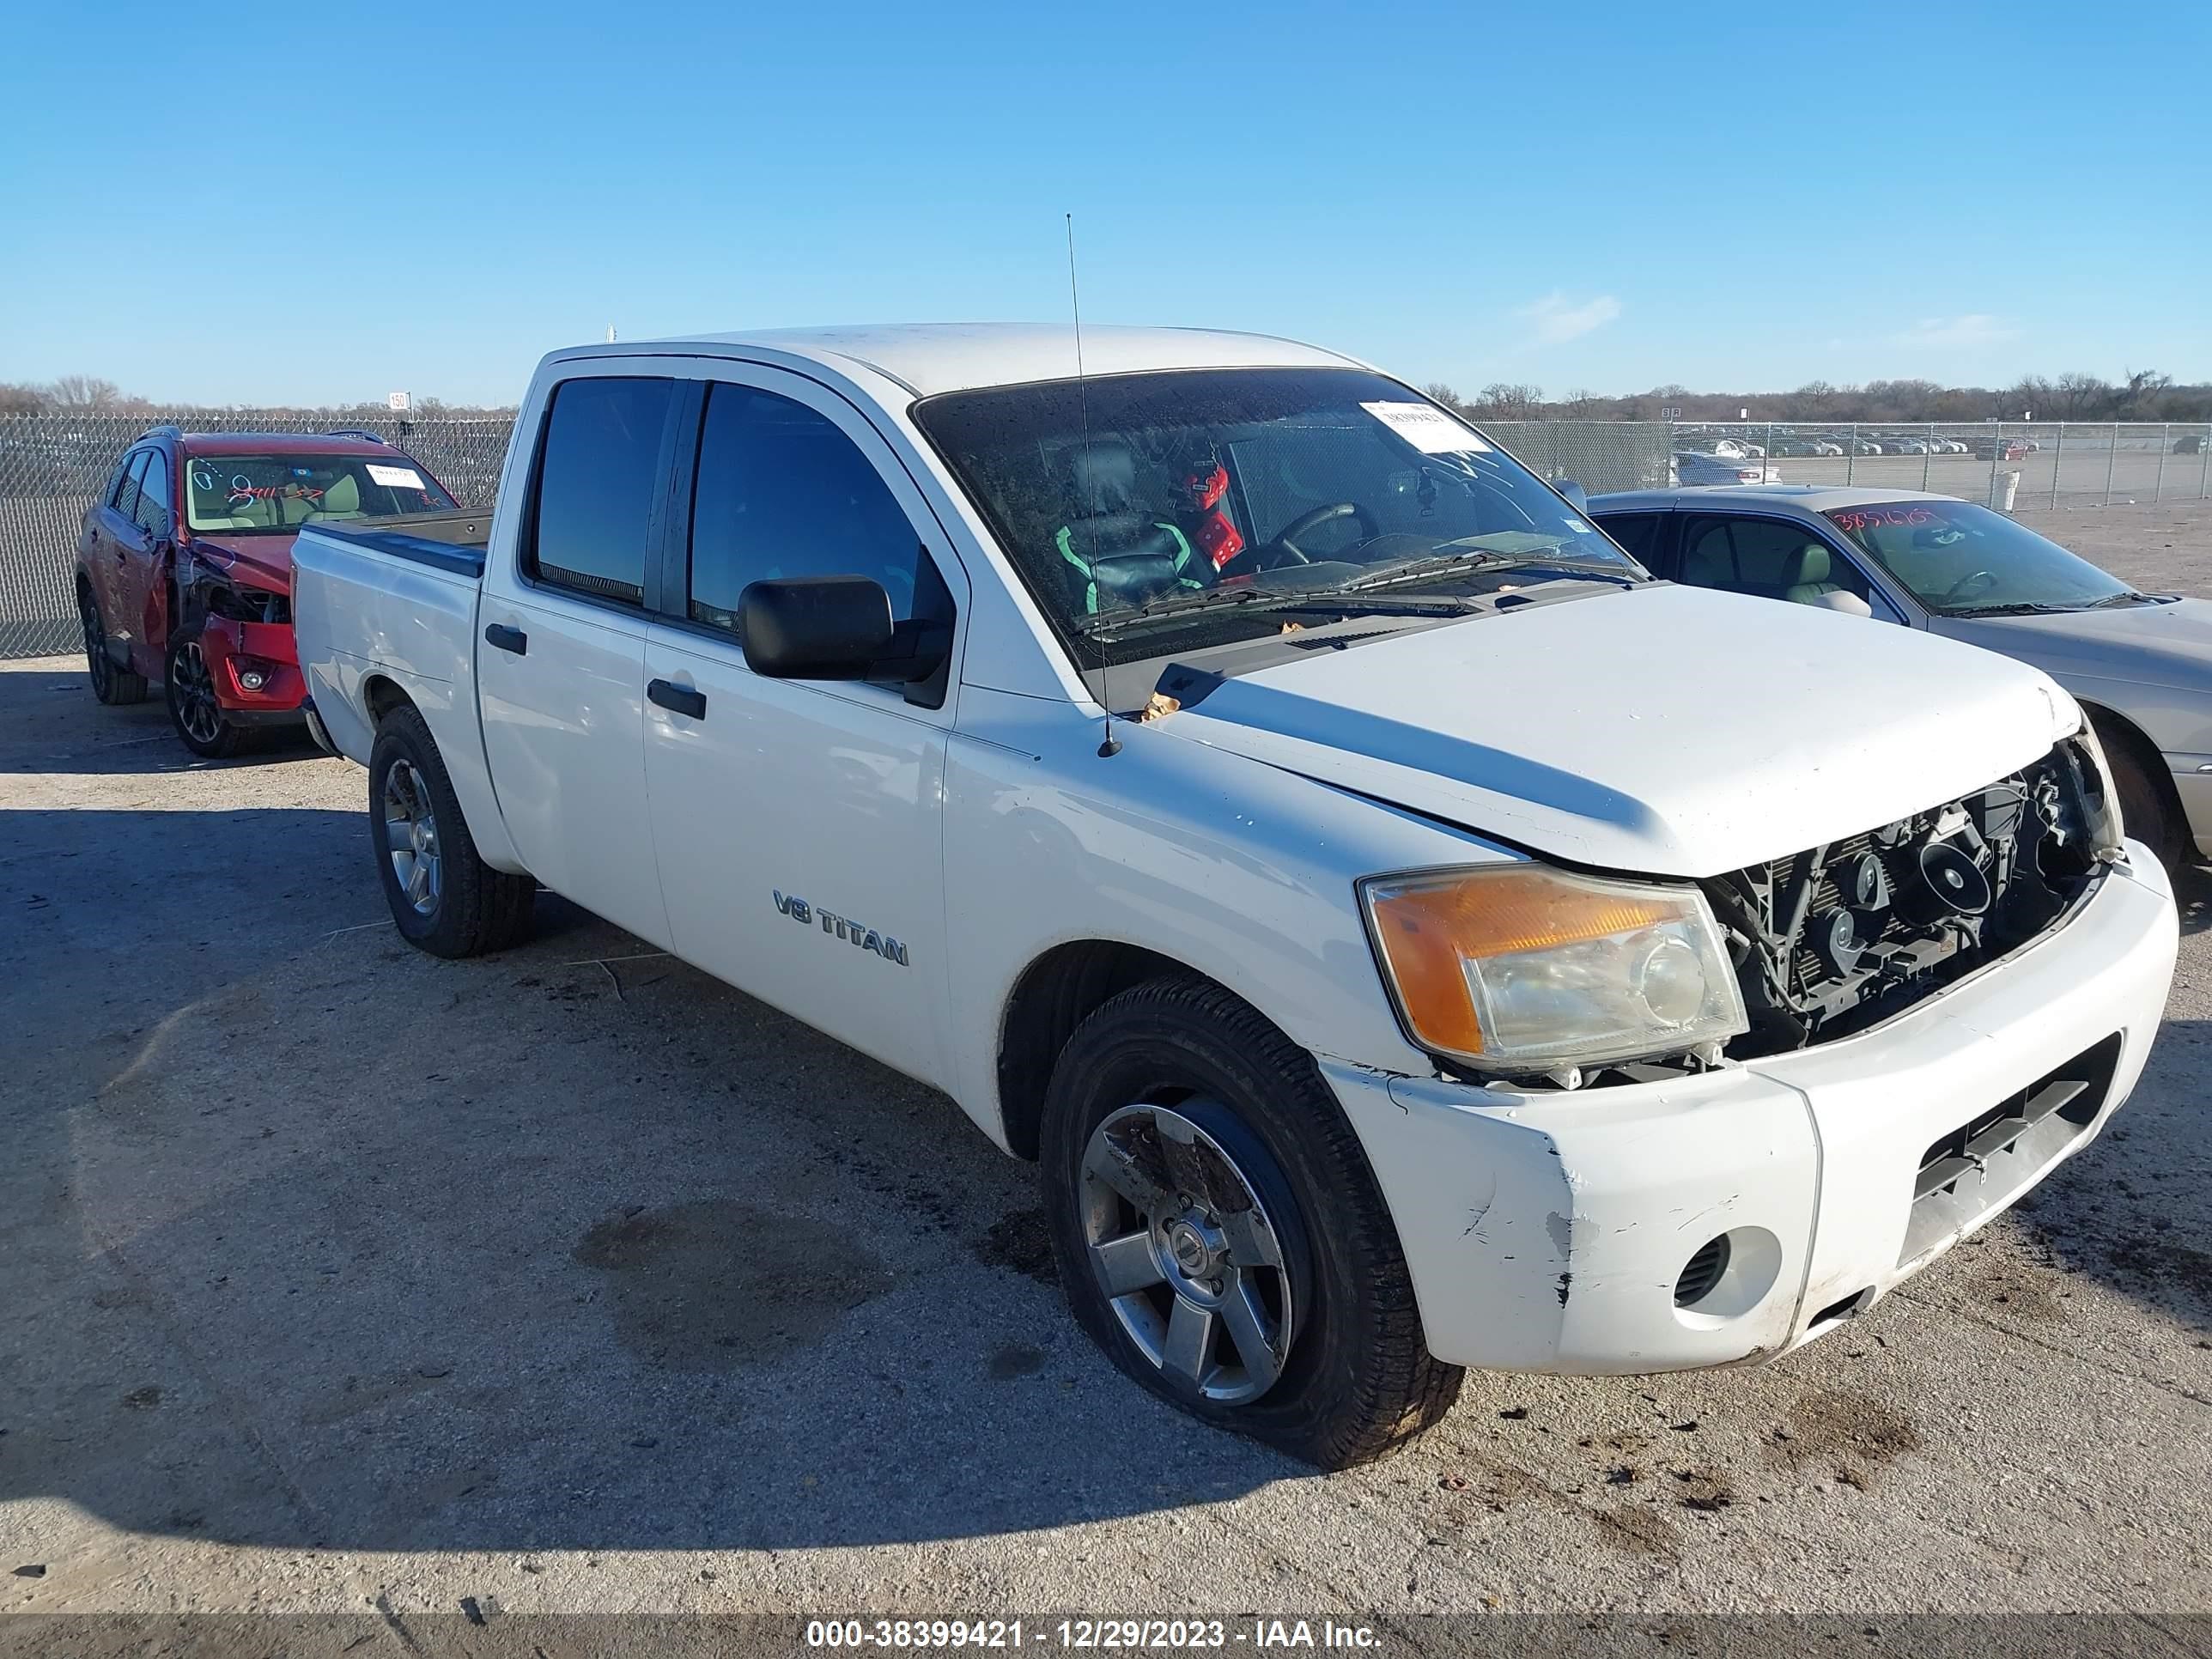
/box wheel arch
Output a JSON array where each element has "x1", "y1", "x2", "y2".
[
  {"x1": 362, "y1": 672, "x2": 418, "y2": 726},
  {"x1": 2078, "y1": 699, "x2": 2187, "y2": 837},
  {"x1": 997, "y1": 939, "x2": 1237, "y2": 1160}
]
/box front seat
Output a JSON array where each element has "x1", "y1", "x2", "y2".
[
  {"x1": 1054, "y1": 441, "x2": 1200, "y2": 614},
  {"x1": 1781, "y1": 542, "x2": 1846, "y2": 605}
]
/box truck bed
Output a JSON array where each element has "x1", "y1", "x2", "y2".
[{"x1": 307, "y1": 507, "x2": 494, "y2": 578}]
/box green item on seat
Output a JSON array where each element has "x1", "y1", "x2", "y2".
[{"x1": 1054, "y1": 520, "x2": 1203, "y2": 614}]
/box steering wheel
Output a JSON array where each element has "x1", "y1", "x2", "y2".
[
  {"x1": 1939, "y1": 569, "x2": 1998, "y2": 605},
  {"x1": 1272, "y1": 501, "x2": 1381, "y2": 566}
]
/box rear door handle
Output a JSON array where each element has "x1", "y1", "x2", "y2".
[
  {"x1": 483, "y1": 623, "x2": 527, "y2": 655},
  {"x1": 647, "y1": 678, "x2": 706, "y2": 720}
]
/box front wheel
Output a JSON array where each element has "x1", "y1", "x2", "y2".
[
  {"x1": 367, "y1": 705, "x2": 535, "y2": 957},
  {"x1": 1040, "y1": 976, "x2": 1463, "y2": 1469},
  {"x1": 165, "y1": 630, "x2": 253, "y2": 757}
]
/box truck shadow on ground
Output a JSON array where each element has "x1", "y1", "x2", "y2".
[
  {"x1": 3, "y1": 830, "x2": 2207, "y2": 1555},
  {"x1": 0, "y1": 661, "x2": 324, "y2": 777}
]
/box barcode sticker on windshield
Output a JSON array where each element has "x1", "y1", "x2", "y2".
[
  {"x1": 365, "y1": 462, "x2": 425, "y2": 489},
  {"x1": 1361, "y1": 401, "x2": 1491, "y2": 454}
]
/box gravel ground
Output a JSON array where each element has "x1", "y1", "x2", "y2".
[{"x1": 2, "y1": 503, "x2": 2209, "y2": 1631}]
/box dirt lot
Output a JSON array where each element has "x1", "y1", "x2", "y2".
[{"x1": 3, "y1": 503, "x2": 2209, "y2": 1629}]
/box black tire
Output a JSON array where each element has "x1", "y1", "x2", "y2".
[
  {"x1": 164, "y1": 629, "x2": 256, "y2": 758},
  {"x1": 79, "y1": 581, "x2": 148, "y2": 706},
  {"x1": 1040, "y1": 975, "x2": 1463, "y2": 1469},
  {"x1": 2094, "y1": 714, "x2": 2185, "y2": 872},
  {"x1": 368, "y1": 704, "x2": 535, "y2": 958}
]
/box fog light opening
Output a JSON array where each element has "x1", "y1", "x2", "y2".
[
  {"x1": 1675, "y1": 1234, "x2": 1732, "y2": 1307},
  {"x1": 1669, "y1": 1224, "x2": 1784, "y2": 1328},
  {"x1": 237, "y1": 669, "x2": 267, "y2": 691}
]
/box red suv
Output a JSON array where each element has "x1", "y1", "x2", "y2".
[{"x1": 76, "y1": 428, "x2": 458, "y2": 757}]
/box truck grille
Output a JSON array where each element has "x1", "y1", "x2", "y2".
[{"x1": 1701, "y1": 740, "x2": 2110, "y2": 1058}]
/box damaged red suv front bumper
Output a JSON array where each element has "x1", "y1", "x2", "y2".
[{"x1": 197, "y1": 614, "x2": 307, "y2": 721}]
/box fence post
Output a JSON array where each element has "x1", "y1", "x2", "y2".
[
  {"x1": 1920, "y1": 423, "x2": 1932, "y2": 490},
  {"x1": 1988, "y1": 422, "x2": 2000, "y2": 506},
  {"x1": 2104, "y1": 422, "x2": 2118, "y2": 507},
  {"x1": 2050, "y1": 423, "x2": 2063, "y2": 508},
  {"x1": 2155, "y1": 424, "x2": 2167, "y2": 503},
  {"x1": 2201, "y1": 423, "x2": 2212, "y2": 502},
  {"x1": 1845, "y1": 424, "x2": 1856, "y2": 486}
]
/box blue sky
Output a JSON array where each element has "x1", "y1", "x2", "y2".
[{"x1": 3, "y1": 1, "x2": 2206, "y2": 407}]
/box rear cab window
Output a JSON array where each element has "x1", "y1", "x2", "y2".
[{"x1": 526, "y1": 377, "x2": 678, "y2": 606}]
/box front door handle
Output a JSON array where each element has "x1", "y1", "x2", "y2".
[
  {"x1": 647, "y1": 678, "x2": 706, "y2": 720},
  {"x1": 483, "y1": 623, "x2": 527, "y2": 655}
]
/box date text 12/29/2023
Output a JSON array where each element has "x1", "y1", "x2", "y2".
[{"x1": 804, "y1": 1620, "x2": 1382, "y2": 1650}]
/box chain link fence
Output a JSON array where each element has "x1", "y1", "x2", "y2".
[
  {"x1": 0, "y1": 412, "x2": 514, "y2": 659},
  {"x1": 1668, "y1": 420, "x2": 2212, "y2": 512},
  {"x1": 9, "y1": 410, "x2": 2210, "y2": 660}
]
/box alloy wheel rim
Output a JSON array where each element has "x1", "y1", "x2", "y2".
[
  {"x1": 172, "y1": 641, "x2": 222, "y2": 744},
  {"x1": 81, "y1": 596, "x2": 111, "y2": 694},
  {"x1": 1079, "y1": 1101, "x2": 1295, "y2": 1406},
  {"x1": 381, "y1": 760, "x2": 442, "y2": 916}
]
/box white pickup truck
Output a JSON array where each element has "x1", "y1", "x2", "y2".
[{"x1": 294, "y1": 325, "x2": 2179, "y2": 1468}]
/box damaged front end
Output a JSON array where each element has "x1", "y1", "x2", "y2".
[
  {"x1": 177, "y1": 550, "x2": 305, "y2": 715},
  {"x1": 1698, "y1": 734, "x2": 2121, "y2": 1060}
]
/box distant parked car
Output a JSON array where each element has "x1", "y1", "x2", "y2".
[
  {"x1": 1673, "y1": 451, "x2": 1782, "y2": 486},
  {"x1": 1807, "y1": 439, "x2": 1844, "y2": 456},
  {"x1": 1589, "y1": 483, "x2": 2212, "y2": 869},
  {"x1": 1889, "y1": 438, "x2": 1929, "y2": 456},
  {"x1": 1846, "y1": 439, "x2": 1883, "y2": 456},
  {"x1": 2175, "y1": 434, "x2": 2208, "y2": 455},
  {"x1": 1972, "y1": 439, "x2": 2031, "y2": 461},
  {"x1": 76, "y1": 427, "x2": 459, "y2": 757}
]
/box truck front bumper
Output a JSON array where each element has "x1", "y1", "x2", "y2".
[{"x1": 1325, "y1": 846, "x2": 2178, "y2": 1375}]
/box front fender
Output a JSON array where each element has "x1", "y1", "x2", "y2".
[{"x1": 939, "y1": 685, "x2": 1513, "y2": 1145}]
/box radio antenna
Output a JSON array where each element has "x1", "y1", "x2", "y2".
[{"x1": 1067, "y1": 213, "x2": 1119, "y2": 757}]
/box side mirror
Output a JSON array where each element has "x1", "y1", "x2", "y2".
[
  {"x1": 1814, "y1": 590, "x2": 1875, "y2": 618},
  {"x1": 1555, "y1": 480, "x2": 1589, "y2": 513},
  {"x1": 738, "y1": 574, "x2": 896, "y2": 680}
]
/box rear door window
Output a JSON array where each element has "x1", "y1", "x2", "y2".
[
  {"x1": 526, "y1": 377, "x2": 678, "y2": 606},
  {"x1": 1680, "y1": 515, "x2": 1870, "y2": 605},
  {"x1": 1591, "y1": 511, "x2": 1663, "y2": 568}
]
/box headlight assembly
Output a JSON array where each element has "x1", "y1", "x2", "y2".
[{"x1": 1359, "y1": 864, "x2": 1748, "y2": 1076}]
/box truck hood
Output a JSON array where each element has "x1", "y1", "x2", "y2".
[
  {"x1": 1156, "y1": 583, "x2": 2079, "y2": 878},
  {"x1": 186, "y1": 534, "x2": 296, "y2": 592}
]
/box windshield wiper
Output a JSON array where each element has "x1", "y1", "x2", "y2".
[
  {"x1": 1943, "y1": 600, "x2": 2081, "y2": 617},
  {"x1": 1079, "y1": 582, "x2": 1486, "y2": 639},
  {"x1": 1341, "y1": 547, "x2": 1637, "y2": 594},
  {"x1": 2086, "y1": 590, "x2": 2154, "y2": 608}
]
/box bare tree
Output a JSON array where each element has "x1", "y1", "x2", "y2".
[
  {"x1": 43, "y1": 374, "x2": 123, "y2": 410},
  {"x1": 1795, "y1": 380, "x2": 1836, "y2": 414},
  {"x1": 1421, "y1": 382, "x2": 1471, "y2": 415},
  {"x1": 2054, "y1": 373, "x2": 2111, "y2": 420},
  {"x1": 0, "y1": 382, "x2": 44, "y2": 415},
  {"x1": 1474, "y1": 383, "x2": 1544, "y2": 419}
]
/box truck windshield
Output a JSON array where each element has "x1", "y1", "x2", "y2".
[
  {"x1": 913, "y1": 368, "x2": 1640, "y2": 663},
  {"x1": 184, "y1": 453, "x2": 456, "y2": 536},
  {"x1": 1822, "y1": 501, "x2": 2138, "y2": 615}
]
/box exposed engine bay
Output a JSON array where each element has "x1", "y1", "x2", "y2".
[{"x1": 1699, "y1": 738, "x2": 2114, "y2": 1059}]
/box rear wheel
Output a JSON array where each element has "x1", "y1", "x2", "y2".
[
  {"x1": 80, "y1": 584, "x2": 147, "y2": 706},
  {"x1": 1040, "y1": 975, "x2": 1463, "y2": 1469},
  {"x1": 165, "y1": 630, "x2": 254, "y2": 758},
  {"x1": 368, "y1": 705, "x2": 535, "y2": 957}
]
